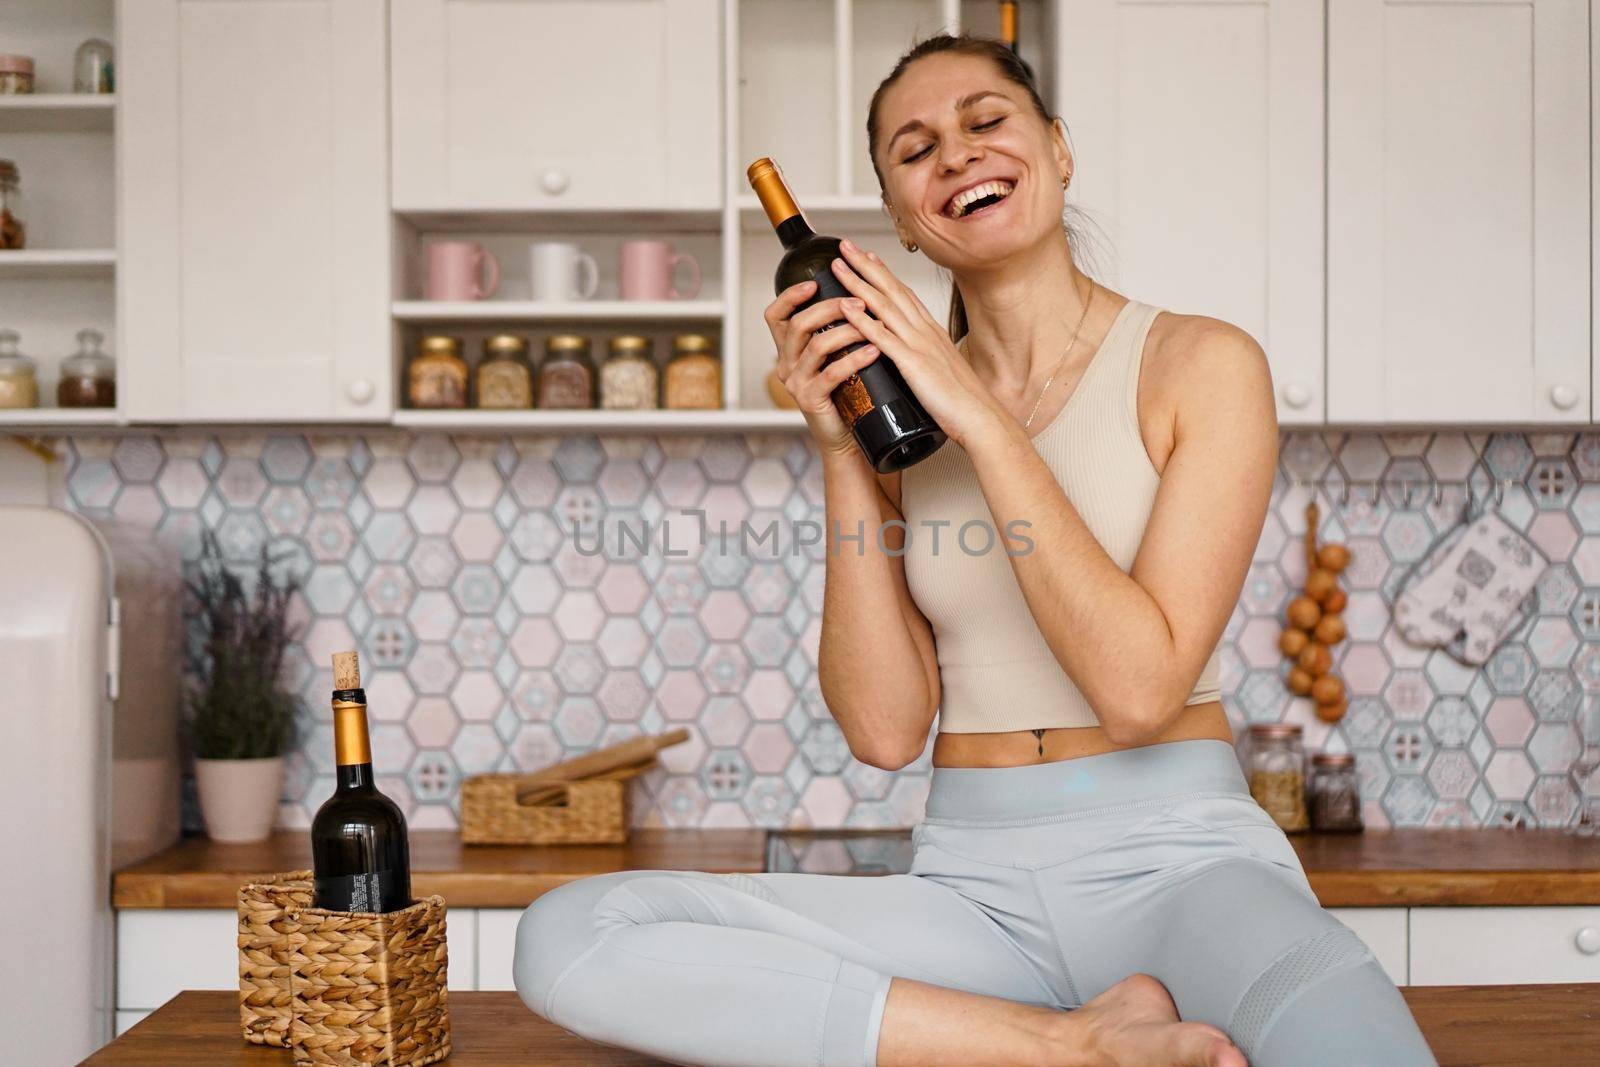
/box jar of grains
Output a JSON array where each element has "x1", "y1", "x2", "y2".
[
  {"x1": 537, "y1": 335, "x2": 596, "y2": 409},
  {"x1": 663, "y1": 333, "x2": 722, "y2": 409},
  {"x1": 56, "y1": 328, "x2": 116, "y2": 408},
  {"x1": 475, "y1": 334, "x2": 533, "y2": 409},
  {"x1": 1247, "y1": 722, "x2": 1308, "y2": 833},
  {"x1": 407, "y1": 334, "x2": 468, "y2": 409},
  {"x1": 600, "y1": 334, "x2": 658, "y2": 409},
  {"x1": 0, "y1": 329, "x2": 40, "y2": 409},
  {"x1": 0, "y1": 55, "x2": 34, "y2": 94},
  {"x1": 0, "y1": 159, "x2": 25, "y2": 250},
  {"x1": 1308, "y1": 752, "x2": 1363, "y2": 833}
]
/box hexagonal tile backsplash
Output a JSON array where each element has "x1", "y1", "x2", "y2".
[{"x1": 61, "y1": 430, "x2": 1600, "y2": 833}]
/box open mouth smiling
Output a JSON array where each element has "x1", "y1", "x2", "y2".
[{"x1": 942, "y1": 178, "x2": 1017, "y2": 220}]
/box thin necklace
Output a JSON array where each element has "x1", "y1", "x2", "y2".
[{"x1": 1023, "y1": 277, "x2": 1096, "y2": 431}]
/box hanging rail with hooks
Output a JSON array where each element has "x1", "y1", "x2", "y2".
[{"x1": 1290, "y1": 477, "x2": 1520, "y2": 509}]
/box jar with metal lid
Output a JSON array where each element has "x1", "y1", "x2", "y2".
[
  {"x1": 664, "y1": 333, "x2": 722, "y2": 410},
  {"x1": 407, "y1": 334, "x2": 468, "y2": 409},
  {"x1": 1308, "y1": 752, "x2": 1363, "y2": 833},
  {"x1": 1247, "y1": 722, "x2": 1308, "y2": 833},
  {"x1": 476, "y1": 334, "x2": 532, "y2": 409},
  {"x1": 0, "y1": 55, "x2": 34, "y2": 95},
  {"x1": 0, "y1": 330, "x2": 39, "y2": 409},
  {"x1": 0, "y1": 159, "x2": 25, "y2": 250},
  {"x1": 537, "y1": 334, "x2": 596, "y2": 409},
  {"x1": 600, "y1": 334, "x2": 658, "y2": 410},
  {"x1": 56, "y1": 328, "x2": 116, "y2": 408}
]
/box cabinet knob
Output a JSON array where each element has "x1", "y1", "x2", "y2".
[
  {"x1": 540, "y1": 170, "x2": 570, "y2": 195},
  {"x1": 345, "y1": 379, "x2": 375, "y2": 405},
  {"x1": 1577, "y1": 926, "x2": 1600, "y2": 955},
  {"x1": 1281, "y1": 383, "x2": 1312, "y2": 409},
  {"x1": 1550, "y1": 384, "x2": 1580, "y2": 410}
]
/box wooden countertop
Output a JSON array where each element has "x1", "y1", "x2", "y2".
[
  {"x1": 85, "y1": 986, "x2": 1600, "y2": 1066},
  {"x1": 111, "y1": 827, "x2": 1600, "y2": 910}
]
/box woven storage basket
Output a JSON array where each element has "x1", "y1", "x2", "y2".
[
  {"x1": 237, "y1": 871, "x2": 451, "y2": 1066},
  {"x1": 459, "y1": 775, "x2": 629, "y2": 844}
]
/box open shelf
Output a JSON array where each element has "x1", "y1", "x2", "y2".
[
  {"x1": 0, "y1": 407, "x2": 122, "y2": 427},
  {"x1": 0, "y1": 94, "x2": 114, "y2": 133},
  {"x1": 395, "y1": 207, "x2": 723, "y2": 236},
  {"x1": 393, "y1": 300, "x2": 725, "y2": 323},
  {"x1": 393, "y1": 408, "x2": 806, "y2": 432},
  {"x1": 0, "y1": 249, "x2": 116, "y2": 279}
]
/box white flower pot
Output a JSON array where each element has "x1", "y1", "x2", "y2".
[{"x1": 194, "y1": 756, "x2": 285, "y2": 843}]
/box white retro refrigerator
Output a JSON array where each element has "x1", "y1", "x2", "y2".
[{"x1": 0, "y1": 505, "x2": 182, "y2": 1062}]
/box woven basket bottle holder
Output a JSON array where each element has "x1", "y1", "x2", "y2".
[
  {"x1": 237, "y1": 870, "x2": 451, "y2": 1066},
  {"x1": 459, "y1": 775, "x2": 629, "y2": 845}
]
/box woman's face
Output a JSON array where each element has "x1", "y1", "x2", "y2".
[{"x1": 873, "y1": 52, "x2": 1070, "y2": 270}]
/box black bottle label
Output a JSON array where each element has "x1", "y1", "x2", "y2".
[{"x1": 315, "y1": 869, "x2": 408, "y2": 914}]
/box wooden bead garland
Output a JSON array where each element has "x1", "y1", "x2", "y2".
[{"x1": 1280, "y1": 501, "x2": 1352, "y2": 722}]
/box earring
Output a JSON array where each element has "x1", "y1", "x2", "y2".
[{"x1": 901, "y1": 239, "x2": 918, "y2": 252}]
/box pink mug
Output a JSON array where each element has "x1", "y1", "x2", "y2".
[
  {"x1": 426, "y1": 241, "x2": 501, "y2": 301},
  {"x1": 619, "y1": 239, "x2": 701, "y2": 300}
]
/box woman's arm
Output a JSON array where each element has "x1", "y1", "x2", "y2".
[
  {"x1": 962, "y1": 317, "x2": 1277, "y2": 743},
  {"x1": 815, "y1": 450, "x2": 942, "y2": 769}
]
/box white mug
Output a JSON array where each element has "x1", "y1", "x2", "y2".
[{"x1": 530, "y1": 242, "x2": 600, "y2": 302}]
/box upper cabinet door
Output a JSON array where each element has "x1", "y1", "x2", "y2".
[
  {"x1": 119, "y1": 0, "x2": 391, "y2": 422},
  {"x1": 1327, "y1": 0, "x2": 1590, "y2": 423},
  {"x1": 1055, "y1": 0, "x2": 1325, "y2": 424},
  {"x1": 391, "y1": 0, "x2": 722, "y2": 211}
]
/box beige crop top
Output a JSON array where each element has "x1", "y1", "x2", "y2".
[{"x1": 900, "y1": 297, "x2": 1222, "y2": 733}]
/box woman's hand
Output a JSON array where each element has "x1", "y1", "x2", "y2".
[
  {"x1": 761, "y1": 278, "x2": 889, "y2": 462},
  {"x1": 828, "y1": 239, "x2": 1007, "y2": 448}
]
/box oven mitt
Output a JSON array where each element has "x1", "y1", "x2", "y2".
[{"x1": 1392, "y1": 508, "x2": 1547, "y2": 664}]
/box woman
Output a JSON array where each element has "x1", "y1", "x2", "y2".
[{"x1": 513, "y1": 33, "x2": 1438, "y2": 1067}]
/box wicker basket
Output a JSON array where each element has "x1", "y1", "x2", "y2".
[
  {"x1": 459, "y1": 775, "x2": 629, "y2": 845},
  {"x1": 237, "y1": 871, "x2": 451, "y2": 1066}
]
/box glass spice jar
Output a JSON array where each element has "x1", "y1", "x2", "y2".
[
  {"x1": 56, "y1": 328, "x2": 116, "y2": 408},
  {"x1": 0, "y1": 55, "x2": 34, "y2": 95},
  {"x1": 664, "y1": 333, "x2": 722, "y2": 409},
  {"x1": 537, "y1": 334, "x2": 596, "y2": 409},
  {"x1": 1247, "y1": 722, "x2": 1309, "y2": 833},
  {"x1": 600, "y1": 334, "x2": 659, "y2": 410},
  {"x1": 73, "y1": 38, "x2": 114, "y2": 94},
  {"x1": 1308, "y1": 752, "x2": 1363, "y2": 833},
  {"x1": 407, "y1": 334, "x2": 468, "y2": 409},
  {"x1": 0, "y1": 329, "x2": 40, "y2": 409},
  {"x1": 0, "y1": 159, "x2": 25, "y2": 250},
  {"x1": 476, "y1": 334, "x2": 533, "y2": 409}
]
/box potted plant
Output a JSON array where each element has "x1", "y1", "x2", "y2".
[{"x1": 185, "y1": 530, "x2": 304, "y2": 843}]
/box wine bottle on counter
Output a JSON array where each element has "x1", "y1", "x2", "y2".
[
  {"x1": 746, "y1": 157, "x2": 947, "y2": 473},
  {"x1": 311, "y1": 650, "x2": 412, "y2": 913}
]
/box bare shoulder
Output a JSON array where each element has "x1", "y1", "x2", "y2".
[{"x1": 1143, "y1": 310, "x2": 1274, "y2": 421}]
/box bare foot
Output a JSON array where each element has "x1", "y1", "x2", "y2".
[{"x1": 1044, "y1": 973, "x2": 1248, "y2": 1067}]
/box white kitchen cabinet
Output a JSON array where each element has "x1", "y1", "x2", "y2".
[
  {"x1": 1327, "y1": 0, "x2": 1590, "y2": 423},
  {"x1": 1052, "y1": 0, "x2": 1325, "y2": 424},
  {"x1": 117, "y1": 0, "x2": 391, "y2": 422},
  {"x1": 476, "y1": 907, "x2": 527, "y2": 992},
  {"x1": 1410, "y1": 906, "x2": 1600, "y2": 985},
  {"x1": 114, "y1": 1010, "x2": 150, "y2": 1037},
  {"x1": 1327, "y1": 907, "x2": 1408, "y2": 985},
  {"x1": 115, "y1": 908, "x2": 479, "y2": 1011},
  {"x1": 390, "y1": 0, "x2": 722, "y2": 212}
]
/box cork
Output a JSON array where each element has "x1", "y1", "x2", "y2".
[{"x1": 331, "y1": 650, "x2": 361, "y2": 690}]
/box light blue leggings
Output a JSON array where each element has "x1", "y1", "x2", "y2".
[{"x1": 512, "y1": 739, "x2": 1438, "y2": 1067}]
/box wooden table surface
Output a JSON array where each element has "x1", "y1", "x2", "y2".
[
  {"x1": 112, "y1": 827, "x2": 1600, "y2": 909},
  {"x1": 85, "y1": 986, "x2": 1600, "y2": 1066}
]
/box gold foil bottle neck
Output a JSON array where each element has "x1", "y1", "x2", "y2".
[{"x1": 746, "y1": 157, "x2": 802, "y2": 230}]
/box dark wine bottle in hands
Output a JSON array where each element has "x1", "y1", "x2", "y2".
[
  {"x1": 311, "y1": 650, "x2": 412, "y2": 913},
  {"x1": 747, "y1": 157, "x2": 947, "y2": 473}
]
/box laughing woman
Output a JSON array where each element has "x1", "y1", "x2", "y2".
[{"x1": 511, "y1": 32, "x2": 1439, "y2": 1067}]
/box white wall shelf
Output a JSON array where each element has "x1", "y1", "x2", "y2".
[
  {"x1": 393, "y1": 408, "x2": 806, "y2": 432},
  {"x1": 0, "y1": 94, "x2": 115, "y2": 133},
  {"x1": 395, "y1": 207, "x2": 724, "y2": 236},
  {"x1": 0, "y1": 408, "x2": 123, "y2": 427},
  {"x1": 0, "y1": 249, "x2": 116, "y2": 279},
  {"x1": 393, "y1": 300, "x2": 726, "y2": 323}
]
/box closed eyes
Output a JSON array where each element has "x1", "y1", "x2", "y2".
[{"x1": 900, "y1": 116, "x2": 1006, "y2": 164}]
